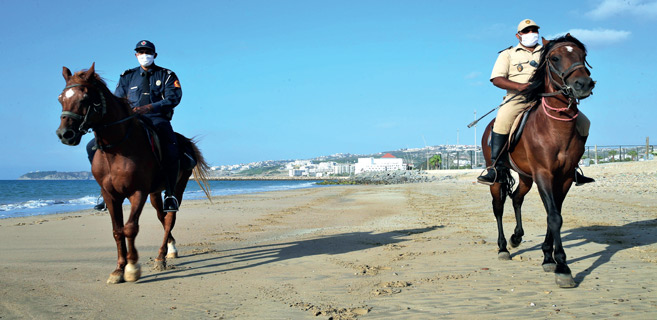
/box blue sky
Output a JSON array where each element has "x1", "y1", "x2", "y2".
[{"x1": 0, "y1": 0, "x2": 655, "y2": 179}]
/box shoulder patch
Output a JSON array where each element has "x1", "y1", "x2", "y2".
[{"x1": 498, "y1": 46, "x2": 513, "y2": 54}]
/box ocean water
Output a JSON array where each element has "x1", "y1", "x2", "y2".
[{"x1": 0, "y1": 180, "x2": 324, "y2": 219}]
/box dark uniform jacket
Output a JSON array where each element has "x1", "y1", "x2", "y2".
[{"x1": 114, "y1": 65, "x2": 182, "y2": 119}]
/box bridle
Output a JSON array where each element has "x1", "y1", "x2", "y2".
[
  {"x1": 59, "y1": 82, "x2": 137, "y2": 149},
  {"x1": 60, "y1": 83, "x2": 107, "y2": 134},
  {"x1": 540, "y1": 42, "x2": 592, "y2": 100}
]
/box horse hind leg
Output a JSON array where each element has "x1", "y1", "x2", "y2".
[
  {"x1": 490, "y1": 184, "x2": 511, "y2": 260},
  {"x1": 509, "y1": 176, "x2": 533, "y2": 248},
  {"x1": 151, "y1": 193, "x2": 177, "y2": 271}
]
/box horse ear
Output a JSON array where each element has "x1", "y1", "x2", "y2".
[
  {"x1": 542, "y1": 37, "x2": 549, "y2": 46},
  {"x1": 83, "y1": 62, "x2": 96, "y2": 81},
  {"x1": 565, "y1": 33, "x2": 571, "y2": 38},
  {"x1": 62, "y1": 67, "x2": 72, "y2": 81}
]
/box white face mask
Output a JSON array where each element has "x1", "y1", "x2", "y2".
[
  {"x1": 137, "y1": 54, "x2": 154, "y2": 67},
  {"x1": 520, "y1": 33, "x2": 539, "y2": 47}
]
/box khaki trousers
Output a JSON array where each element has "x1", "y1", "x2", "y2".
[{"x1": 492, "y1": 95, "x2": 590, "y2": 136}]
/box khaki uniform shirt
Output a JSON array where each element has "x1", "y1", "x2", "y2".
[{"x1": 490, "y1": 43, "x2": 543, "y2": 96}]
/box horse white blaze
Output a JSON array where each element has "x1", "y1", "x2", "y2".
[
  {"x1": 566, "y1": 46, "x2": 573, "y2": 52},
  {"x1": 64, "y1": 89, "x2": 75, "y2": 99}
]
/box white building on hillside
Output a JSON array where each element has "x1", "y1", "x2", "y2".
[{"x1": 355, "y1": 153, "x2": 405, "y2": 173}]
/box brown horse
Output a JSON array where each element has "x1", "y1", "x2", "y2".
[
  {"x1": 481, "y1": 34, "x2": 595, "y2": 288},
  {"x1": 56, "y1": 63, "x2": 212, "y2": 284}
]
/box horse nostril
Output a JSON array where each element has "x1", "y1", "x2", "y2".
[{"x1": 60, "y1": 129, "x2": 76, "y2": 140}]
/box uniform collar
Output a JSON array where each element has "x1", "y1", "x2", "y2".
[
  {"x1": 514, "y1": 43, "x2": 543, "y2": 53},
  {"x1": 139, "y1": 64, "x2": 160, "y2": 76}
]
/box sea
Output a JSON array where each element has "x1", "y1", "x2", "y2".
[{"x1": 0, "y1": 179, "x2": 324, "y2": 219}]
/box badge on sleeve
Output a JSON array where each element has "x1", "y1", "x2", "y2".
[{"x1": 174, "y1": 80, "x2": 181, "y2": 88}]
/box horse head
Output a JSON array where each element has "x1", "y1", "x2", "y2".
[
  {"x1": 541, "y1": 34, "x2": 595, "y2": 100},
  {"x1": 56, "y1": 62, "x2": 107, "y2": 146}
]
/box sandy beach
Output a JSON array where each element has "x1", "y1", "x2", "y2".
[{"x1": 1, "y1": 161, "x2": 656, "y2": 319}]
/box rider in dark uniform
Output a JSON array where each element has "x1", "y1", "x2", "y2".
[{"x1": 87, "y1": 40, "x2": 183, "y2": 212}]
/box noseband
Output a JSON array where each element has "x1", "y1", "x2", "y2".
[
  {"x1": 541, "y1": 42, "x2": 592, "y2": 99},
  {"x1": 60, "y1": 83, "x2": 107, "y2": 134}
]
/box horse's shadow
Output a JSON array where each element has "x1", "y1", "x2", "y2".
[
  {"x1": 138, "y1": 225, "x2": 442, "y2": 283},
  {"x1": 512, "y1": 219, "x2": 657, "y2": 284}
]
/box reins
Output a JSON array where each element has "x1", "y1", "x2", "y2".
[{"x1": 541, "y1": 97, "x2": 578, "y2": 121}]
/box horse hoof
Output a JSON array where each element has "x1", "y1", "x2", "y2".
[
  {"x1": 498, "y1": 252, "x2": 511, "y2": 260},
  {"x1": 510, "y1": 237, "x2": 522, "y2": 248},
  {"x1": 555, "y1": 273, "x2": 576, "y2": 288},
  {"x1": 107, "y1": 272, "x2": 124, "y2": 284},
  {"x1": 124, "y1": 263, "x2": 141, "y2": 282},
  {"x1": 154, "y1": 259, "x2": 167, "y2": 271},
  {"x1": 167, "y1": 242, "x2": 178, "y2": 259},
  {"x1": 542, "y1": 263, "x2": 557, "y2": 273}
]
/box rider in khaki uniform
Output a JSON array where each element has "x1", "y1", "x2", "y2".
[{"x1": 477, "y1": 19, "x2": 594, "y2": 185}]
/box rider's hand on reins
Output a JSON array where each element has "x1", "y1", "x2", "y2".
[{"x1": 133, "y1": 104, "x2": 152, "y2": 114}]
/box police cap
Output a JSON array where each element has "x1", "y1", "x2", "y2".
[
  {"x1": 135, "y1": 40, "x2": 156, "y2": 52},
  {"x1": 517, "y1": 19, "x2": 540, "y2": 33}
]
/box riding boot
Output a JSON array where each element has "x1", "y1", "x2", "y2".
[
  {"x1": 575, "y1": 166, "x2": 595, "y2": 186},
  {"x1": 94, "y1": 200, "x2": 107, "y2": 212},
  {"x1": 477, "y1": 132, "x2": 509, "y2": 185},
  {"x1": 163, "y1": 161, "x2": 180, "y2": 212}
]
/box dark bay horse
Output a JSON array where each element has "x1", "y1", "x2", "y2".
[
  {"x1": 56, "y1": 63, "x2": 212, "y2": 284},
  {"x1": 481, "y1": 35, "x2": 595, "y2": 288}
]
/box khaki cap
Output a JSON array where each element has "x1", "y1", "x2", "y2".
[{"x1": 517, "y1": 19, "x2": 540, "y2": 33}]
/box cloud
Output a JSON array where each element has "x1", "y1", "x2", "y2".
[
  {"x1": 587, "y1": 0, "x2": 657, "y2": 19},
  {"x1": 464, "y1": 71, "x2": 481, "y2": 80},
  {"x1": 548, "y1": 28, "x2": 631, "y2": 47}
]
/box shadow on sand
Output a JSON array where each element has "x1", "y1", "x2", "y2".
[
  {"x1": 511, "y1": 219, "x2": 657, "y2": 284},
  {"x1": 139, "y1": 225, "x2": 442, "y2": 283}
]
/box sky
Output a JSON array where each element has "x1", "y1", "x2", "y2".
[{"x1": 0, "y1": 0, "x2": 655, "y2": 179}]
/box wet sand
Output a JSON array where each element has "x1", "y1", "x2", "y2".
[{"x1": 1, "y1": 161, "x2": 656, "y2": 319}]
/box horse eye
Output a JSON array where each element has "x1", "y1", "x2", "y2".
[{"x1": 550, "y1": 56, "x2": 560, "y2": 62}]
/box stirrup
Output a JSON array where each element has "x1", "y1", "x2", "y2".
[
  {"x1": 163, "y1": 195, "x2": 179, "y2": 212},
  {"x1": 94, "y1": 196, "x2": 107, "y2": 212},
  {"x1": 477, "y1": 167, "x2": 498, "y2": 186}
]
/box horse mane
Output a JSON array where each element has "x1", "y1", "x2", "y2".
[
  {"x1": 522, "y1": 34, "x2": 587, "y2": 104},
  {"x1": 71, "y1": 69, "x2": 132, "y2": 112}
]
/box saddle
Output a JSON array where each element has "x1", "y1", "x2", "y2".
[
  {"x1": 507, "y1": 105, "x2": 536, "y2": 152},
  {"x1": 138, "y1": 116, "x2": 197, "y2": 171}
]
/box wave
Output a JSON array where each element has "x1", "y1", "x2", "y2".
[
  {"x1": 0, "y1": 196, "x2": 98, "y2": 219},
  {"x1": 0, "y1": 181, "x2": 323, "y2": 219}
]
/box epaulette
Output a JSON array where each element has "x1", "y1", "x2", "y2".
[
  {"x1": 498, "y1": 46, "x2": 513, "y2": 54},
  {"x1": 120, "y1": 67, "x2": 138, "y2": 76},
  {"x1": 165, "y1": 69, "x2": 172, "y2": 75}
]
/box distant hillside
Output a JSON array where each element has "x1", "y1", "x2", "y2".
[{"x1": 18, "y1": 171, "x2": 94, "y2": 180}]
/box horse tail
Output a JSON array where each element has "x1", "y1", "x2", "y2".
[{"x1": 189, "y1": 138, "x2": 213, "y2": 203}]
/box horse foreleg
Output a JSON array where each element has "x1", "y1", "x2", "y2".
[
  {"x1": 105, "y1": 195, "x2": 127, "y2": 284},
  {"x1": 509, "y1": 176, "x2": 533, "y2": 248},
  {"x1": 490, "y1": 184, "x2": 510, "y2": 260},
  {"x1": 536, "y1": 178, "x2": 575, "y2": 288},
  {"x1": 541, "y1": 226, "x2": 556, "y2": 272},
  {"x1": 122, "y1": 192, "x2": 148, "y2": 282}
]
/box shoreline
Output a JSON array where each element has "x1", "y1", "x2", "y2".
[{"x1": 1, "y1": 161, "x2": 655, "y2": 319}]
